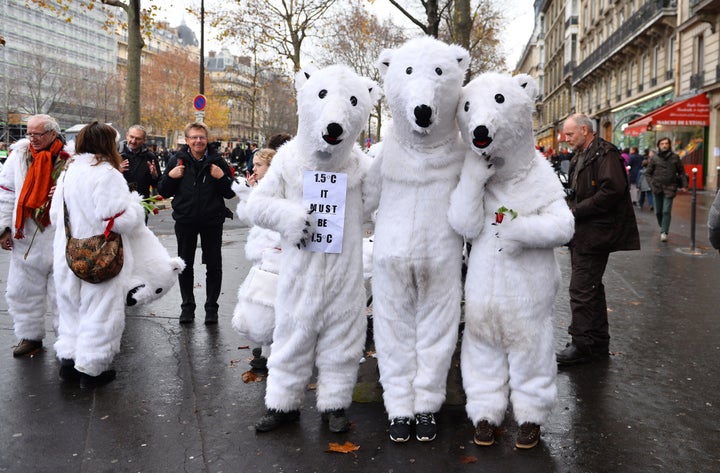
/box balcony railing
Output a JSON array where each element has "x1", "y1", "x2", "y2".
[
  {"x1": 690, "y1": 71, "x2": 705, "y2": 89},
  {"x1": 574, "y1": 0, "x2": 677, "y2": 82}
]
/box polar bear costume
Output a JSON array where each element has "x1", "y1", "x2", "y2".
[
  {"x1": 246, "y1": 64, "x2": 380, "y2": 420},
  {"x1": 50, "y1": 153, "x2": 146, "y2": 377},
  {"x1": 0, "y1": 138, "x2": 69, "y2": 345},
  {"x1": 367, "y1": 36, "x2": 470, "y2": 426},
  {"x1": 230, "y1": 179, "x2": 282, "y2": 346},
  {"x1": 124, "y1": 221, "x2": 186, "y2": 307},
  {"x1": 447, "y1": 73, "x2": 574, "y2": 436}
]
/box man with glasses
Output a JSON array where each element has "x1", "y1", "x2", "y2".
[
  {"x1": 158, "y1": 122, "x2": 235, "y2": 325},
  {"x1": 0, "y1": 114, "x2": 70, "y2": 357}
]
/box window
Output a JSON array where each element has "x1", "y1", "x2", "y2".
[
  {"x1": 653, "y1": 45, "x2": 659, "y2": 82},
  {"x1": 695, "y1": 34, "x2": 704, "y2": 75}
]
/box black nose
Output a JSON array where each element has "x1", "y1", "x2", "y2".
[
  {"x1": 322, "y1": 123, "x2": 344, "y2": 145},
  {"x1": 414, "y1": 105, "x2": 432, "y2": 127},
  {"x1": 472, "y1": 126, "x2": 493, "y2": 149},
  {"x1": 327, "y1": 123, "x2": 343, "y2": 137}
]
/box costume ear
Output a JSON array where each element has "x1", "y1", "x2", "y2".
[
  {"x1": 448, "y1": 44, "x2": 470, "y2": 73},
  {"x1": 514, "y1": 73, "x2": 538, "y2": 101},
  {"x1": 364, "y1": 78, "x2": 383, "y2": 104},
  {"x1": 376, "y1": 48, "x2": 393, "y2": 79},
  {"x1": 295, "y1": 64, "x2": 319, "y2": 93}
]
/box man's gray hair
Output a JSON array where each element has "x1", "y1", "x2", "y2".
[
  {"x1": 128, "y1": 124, "x2": 147, "y2": 138},
  {"x1": 32, "y1": 114, "x2": 61, "y2": 134},
  {"x1": 567, "y1": 113, "x2": 595, "y2": 133}
]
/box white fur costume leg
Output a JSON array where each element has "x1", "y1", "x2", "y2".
[
  {"x1": 54, "y1": 264, "x2": 125, "y2": 376},
  {"x1": 264, "y1": 306, "x2": 366, "y2": 412},
  {"x1": 6, "y1": 224, "x2": 56, "y2": 341},
  {"x1": 373, "y1": 256, "x2": 462, "y2": 418}
]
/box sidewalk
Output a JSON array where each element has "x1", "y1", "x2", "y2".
[{"x1": 1, "y1": 192, "x2": 719, "y2": 472}]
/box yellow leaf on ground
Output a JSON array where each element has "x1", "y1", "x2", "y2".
[
  {"x1": 459, "y1": 455, "x2": 477, "y2": 464},
  {"x1": 326, "y1": 442, "x2": 360, "y2": 454},
  {"x1": 241, "y1": 370, "x2": 263, "y2": 383}
]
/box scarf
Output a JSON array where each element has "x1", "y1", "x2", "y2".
[{"x1": 14, "y1": 138, "x2": 64, "y2": 239}]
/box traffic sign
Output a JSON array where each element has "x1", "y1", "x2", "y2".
[{"x1": 193, "y1": 94, "x2": 206, "y2": 111}]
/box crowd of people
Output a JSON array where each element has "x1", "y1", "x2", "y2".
[{"x1": 2, "y1": 108, "x2": 716, "y2": 449}]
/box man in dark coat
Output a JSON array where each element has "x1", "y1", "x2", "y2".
[
  {"x1": 557, "y1": 114, "x2": 640, "y2": 365},
  {"x1": 157, "y1": 122, "x2": 236, "y2": 325},
  {"x1": 120, "y1": 125, "x2": 161, "y2": 198}
]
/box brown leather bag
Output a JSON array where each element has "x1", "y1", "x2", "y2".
[{"x1": 64, "y1": 202, "x2": 124, "y2": 284}]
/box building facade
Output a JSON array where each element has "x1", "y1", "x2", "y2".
[
  {"x1": 521, "y1": 0, "x2": 720, "y2": 189},
  {"x1": 0, "y1": 0, "x2": 118, "y2": 140}
]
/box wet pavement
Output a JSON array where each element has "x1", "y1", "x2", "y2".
[{"x1": 1, "y1": 191, "x2": 719, "y2": 473}]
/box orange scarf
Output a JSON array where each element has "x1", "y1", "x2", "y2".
[{"x1": 14, "y1": 138, "x2": 64, "y2": 239}]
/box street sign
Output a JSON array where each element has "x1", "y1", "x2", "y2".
[{"x1": 193, "y1": 94, "x2": 206, "y2": 111}]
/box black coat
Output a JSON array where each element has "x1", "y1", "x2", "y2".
[
  {"x1": 157, "y1": 143, "x2": 235, "y2": 225},
  {"x1": 567, "y1": 137, "x2": 640, "y2": 254},
  {"x1": 121, "y1": 144, "x2": 161, "y2": 198}
]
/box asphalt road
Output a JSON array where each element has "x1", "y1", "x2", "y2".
[{"x1": 1, "y1": 191, "x2": 719, "y2": 472}]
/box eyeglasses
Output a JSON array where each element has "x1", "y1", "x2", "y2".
[
  {"x1": 26, "y1": 130, "x2": 52, "y2": 139},
  {"x1": 186, "y1": 136, "x2": 207, "y2": 141}
]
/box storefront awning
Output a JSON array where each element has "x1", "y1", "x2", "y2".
[{"x1": 623, "y1": 93, "x2": 710, "y2": 136}]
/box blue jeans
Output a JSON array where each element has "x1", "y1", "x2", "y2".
[{"x1": 653, "y1": 193, "x2": 674, "y2": 234}]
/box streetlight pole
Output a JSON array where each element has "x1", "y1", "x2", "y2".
[{"x1": 200, "y1": 0, "x2": 205, "y2": 96}]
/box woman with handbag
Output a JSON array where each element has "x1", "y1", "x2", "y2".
[
  {"x1": 231, "y1": 148, "x2": 281, "y2": 371},
  {"x1": 645, "y1": 137, "x2": 687, "y2": 242},
  {"x1": 50, "y1": 122, "x2": 145, "y2": 388}
]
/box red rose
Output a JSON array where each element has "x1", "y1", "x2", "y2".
[
  {"x1": 495, "y1": 212, "x2": 504, "y2": 224},
  {"x1": 153, "y1": 208, "x2": 159, "y2": 215}
]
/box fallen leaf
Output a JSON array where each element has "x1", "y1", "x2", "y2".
[
  {"x1": 459, "y1": 455, "x2": 477, "y2": 464},
  {"x1": 229, "y1": 359, "x2": 240, "y2": 367},
  {"x1": 326, "y1": 441, "x2": 360, "y2": 454},
  {"x1": 306, "y1": 383, "x2": 318, "y2": 390},
  {"x1": 238, "y1": 345, "x2": 250, "y2": 350},
  {"x1": 242, "y1": 370, "x2": 263, "y2": 383}
]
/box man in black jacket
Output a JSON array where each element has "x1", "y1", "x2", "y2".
[
  {"x1": 158, "y1": 122, "x2": 236, "y2": 325},
  {"x1": 558, "y1": 114, "x2": 640, "y2": 365},
  {"x1": 120, "y1": 125, "x2": 161, "y2": 198}
]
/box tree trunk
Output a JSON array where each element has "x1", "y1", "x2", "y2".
[
  {"x1": 453, "y1": 0, "x2": 471, "y2": 49},
  {"x1": 125, "y1": 0, "x2": 144, "y2": 127}
]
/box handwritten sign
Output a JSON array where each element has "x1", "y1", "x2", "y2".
[{"x1": 303, "y1": 171, "x2": 347, "y2": 253}]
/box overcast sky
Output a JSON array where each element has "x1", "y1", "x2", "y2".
[{"x1": 158, "y1": 0, "x2": 535, "y2": 70}]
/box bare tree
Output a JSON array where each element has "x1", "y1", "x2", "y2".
[
  {"x1": 16, "y1": 54, "x2": 70, "y2": 115},
  {"x1": 208, "y1": 0, "x2": 338, "y2": 72},
  {"x1": 319, "y1": 0, "x2": 407, "y2": 141},
  {"x1": 261, "y1": 72, "x2": 297, "y2": 141}
]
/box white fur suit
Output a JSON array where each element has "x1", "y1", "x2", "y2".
[
  {"x1": 0, "y1": 139, "x2": 68, "y2": 343},
  {"x1": 50, "y1": 153, "x2": 145, "y2": 376},
  {"x1": 246, "y1": 65, "x2": 380, "y2": 414},
  {"x1": 447, "y1": 73, "x2": 575, "y2": 428},
  {"x1": 231, "y1": 180, "x2": 281, "y2": 345},
  {"x1": 368, "y1": 37, "x2": 470, "y2": 420}
]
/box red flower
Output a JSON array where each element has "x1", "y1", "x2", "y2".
[
  {"x1": 495, "y1": 212, "x2": 504, "y2": 224},
  {"x1": 153, "y1": 208, "x2": 159, "y2": 215}
]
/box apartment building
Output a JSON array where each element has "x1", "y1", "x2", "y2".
[{"x1": 521, "y1": 0, "x2": 720, "y2": 189}]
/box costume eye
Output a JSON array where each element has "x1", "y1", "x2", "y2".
[
  {"x1": 406, "y1": 67, "x2": 413, "y2": 74},
  {"x1": 319, "y1": 89, "x2": 327, "y2": 99},
  {"x1": 435, "y1": 67, "x2": 443, "y2": 76},
  {"x1": 350, "y1": 96, "x2": 357, "y2": 106},
  {"x1": 464, "y1": 101, "x2": 470, "y2": 112},
  {"x1": 495, "y1": 94, "x2": 505, "y2": 104}
]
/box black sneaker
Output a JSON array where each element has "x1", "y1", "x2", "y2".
[
  {"x1": 13, "y1": 339, "x2": 42, "y2": 357},
  {"x1": 556, "y1": 342, "x2": 591, "y2": 365},
  {"x1": 321, "y1": 408, "x2": 351, "y2": 433},
  {"x1": 255, "y1": 408, "x2": 300, "y2": 432},
  {"x1": 516, "y1": 422, "x2": 541, "y2": 449},
  {"x1": 59, "y1": 359, "x2": 81, "y2": 382},
  {"x1": 79, "y1": 369, "x2": 117, "y2": 389},
  {"x1": 388, "y1": 417, "x2": 412, "y2": 443},
  {"x1": 415, "y1": 412, "x2": 437, "y2": 442},
  {"x1": 473, "y1": 420, "x2": 496, "y2": 446},
  {"x1": 179, "y1": 310, "x2": 195, "y2": 324},
  {"x1": 249, "y1": 348, "x2": 268, "y2": 371}
]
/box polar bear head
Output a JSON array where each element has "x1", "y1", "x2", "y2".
[
  {"x1": 294, "y1": 64, "x2": 381, "y2": 161},
  {"x1": 377, "y1": 36, "x2": 469, "y2": 143},
  {"x1": 125, "y1": 225, "x2": 185, "y2": 307},
  {"x1": 457, "y1": 72, "x2": 538, "y2": 178}
]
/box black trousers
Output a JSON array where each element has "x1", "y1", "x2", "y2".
[
  {"x1": 568, "y1": 247, "x2": 610, "y2": 351},
  {"x1": 175, "y1": 221, "x2": 223, "y2": 315}
]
